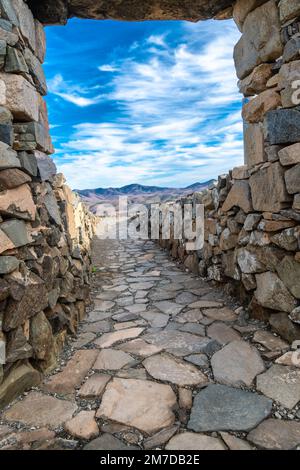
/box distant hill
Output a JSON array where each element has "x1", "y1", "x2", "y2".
[{"x1": 76, "y1": 180, "x2": 215, "y2": 213}]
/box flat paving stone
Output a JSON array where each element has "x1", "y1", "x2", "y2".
[
  {"x1": 188, "y1": 384, "x2": 272, "y2": 432},
  {"x1": 43, "y1": 350, "x2": 98, "y2": 395},
  {"x1": 253, "y1": 330, "x2": 289, "y2": 351},
  {"x1": 143, "y1": 330, "x2": 217, "y2": 356},
  {"x1": 93, "y1": 300, "x2": 115, "y2": 311},
  {"x1": 256, "y1": 364, "x2": 300, "y2": 409},
  {"x1": 114, "y1": 320, "x2": 147, "y2": 330},
  {"x1": 207, "y1": 322, "x2": 241, "y2": 345},
  {"x1": 64, "y1": 411, "x2": 99, "y2": 440},
  {"x1": 112, "y1": 312, "x2": 139, "y2": 322},
  {"x1": 117, "y1": 339, "x2": 163, "y2": 357},
  {"x1": 78, "y1": 374, "x2": 111, "y2": 398},
  {"x1": 72, "y1": 332, "x2": 96, "y2": 348},
  {"x1": 202, "y1": 307, "x2": 236, "y2": 322},
  {"x1": 4, "y1": 392, "x2": 77, "y2": 428},
  {"x1": 86, "y1": 310, "x2": 113, "y2": 322},
  {"x1": 141, "y1": 311, "x2": 169, "y2": 328},
  {"x1": 93, "y1": 349, "x2": 134, "y2": 370},
  {"x1": 94, "y1": 327, "x2": 145, "y2": 348},
  {"x1": 143, "y1": 353, "x2": 209, "y2": 386},
  {"x1": 189, "y1": 300, "x2": 223, "y2": 309},
  {"x1": 96, "y1": 378, "x2": 177, "y2": 434},
  {"x1": 247, "y1": 419, "x2": 300, "y2": 450},
  {"x1": 124, "y1": 304, "x2": 147, "y2": 313},
  {"x1": 81, "y1": 320, "x2": 111, "y2": 334},
  {"x1": 153, "y1": 301, "x2": 183, "y2": 316},
  {"x1": 211, "y1": 340, "x2": 265, "y2": 387},
  {"x1": 143, "y1": 425, "x2": 179, "y2": 450},
  {"x1": 220, "y1": 432, "x2": 253, "y2": 450},
  {"x1": 176, "y1": 310, "x2": 204, "y2": 323},
  {"x1": 165, "y1": 432, "x2": 226, "y2": 450}
]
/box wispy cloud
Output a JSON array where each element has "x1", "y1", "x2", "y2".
[{"x1": 48, "y1": 74, "x2": 100, "y2": 107}]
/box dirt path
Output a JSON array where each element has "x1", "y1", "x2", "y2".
[{"x1": 0, "y1": 237, "x2": 300, "y2": 450}]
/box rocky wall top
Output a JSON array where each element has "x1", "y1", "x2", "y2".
[{"x1": 27, "y1": 0, "x2": 234, "y2": 24}]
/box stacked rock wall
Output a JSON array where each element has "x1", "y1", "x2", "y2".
[
  {"x1": 0, "y1": 0, "x2": 97, "y2": 408},
  {"x1": 159, "y1": 0, "x2": 300, "y2": 343}
]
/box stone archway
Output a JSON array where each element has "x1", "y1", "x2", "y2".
[{"x1": 0, "y1": 0, "x2": 299, "y2": 408}]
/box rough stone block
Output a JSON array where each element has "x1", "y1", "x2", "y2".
[
  {"x1": 264, "y1": 108, "x2": 300, "y2": 145},
  {"x1": 0, "y1": 73, "x2": 39, "y2": 121},
  {"x1": 3, "y1": 268, "x2": 48, "y2": 331},
  {"x1": 34, "y1": 20, "x2": 46, "y2": 63},
  {"x1": 244, "y1": 122, "x2": 265, "y2": 167},
  {"x1": 0, "y1": 183, "x2": 36, "y2": 220},
  {"x1": 24, "y1": 47, "x2": 47, "y2": 95},
  {"x1": 0, "y1": 141, "x2": 20, "y2": 169},
  {"x1": 283, "y1": 37, "x2": 300, "y2": 63},
  {"x1": 279, "y1": 143, "x2": 300, "y2": 166},
  {"x1": 0, "y1": 123, "x2": 13, "y2": 146},
  {"x1": 255, "y1": 271, "x2": 297, "y2": 312},
  {"x1": 277, "y1": 256, "x2": 300, "y2": 299},
  {"x1": 242, "y1": 90, "x2": 281, "y2": 123},
  {"x1": 238, "y1": 64, "x2": 274, "y2": 96},
  {"x1": 5, "y1": 46, "x2": 28, "y2": 74},
  {"x1": 249, "y1": 162, "x2": 291, "y2": 212},
  {"x1": 14, "y1": 122, "x2": 54, "y2": 154},
  {"x1": 0, "y1": 0, "x2": 19, "y2": 26},
  {"x1": 11, "y1": 0, "x2": 36, "y2": 51},
  {"x1": 221, "y1": 180, "x2": 253, "y2": 213}
]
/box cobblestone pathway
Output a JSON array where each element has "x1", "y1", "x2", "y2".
[{"x1": 1, "y1": 237, "x2": 300, "y2": 450}]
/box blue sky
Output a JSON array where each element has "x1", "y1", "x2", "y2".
[{"x1": 44, "y1": 18, "x2": 243, "y2": 190}]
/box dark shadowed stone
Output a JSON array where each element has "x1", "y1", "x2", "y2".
[
  {"x1": 0, "y1": 123, "x2": 13, "y2": 146},
  {"x1": 0, "y1": 168, "x2": 31, "y2": 190},
  {"x1": 264, "y1": 108, "x2": 300, "y2": 145},
  {"x1": 188, "y1": 384, "x2": 272, "y2": 432},
  {"x1": 4, "y1": 391, "x2": 77, "y2": 427}
]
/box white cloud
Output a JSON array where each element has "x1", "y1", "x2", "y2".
[{"x1": 48, "y1": 74, "x2": 100, "y2": 107}]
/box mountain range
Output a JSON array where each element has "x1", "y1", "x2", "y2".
[{"x1": 76, "y1": 181, "x2": 215, "y2": 213}]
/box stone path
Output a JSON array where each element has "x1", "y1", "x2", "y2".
[{"x1": 0, "y1": 237, "x2": 300, "y2": 450}]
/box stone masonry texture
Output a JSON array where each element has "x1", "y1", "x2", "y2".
[{"x1": 0, "y1": 0, "x2": 299, "y2": 447}]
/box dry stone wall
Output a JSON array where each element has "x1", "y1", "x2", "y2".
[
  {"x1": 0, "y1": 0, "x2": 97, "y2": 408},
  {"x1": 159, "y1": 0, "x2": 300, "y2": 343}
]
